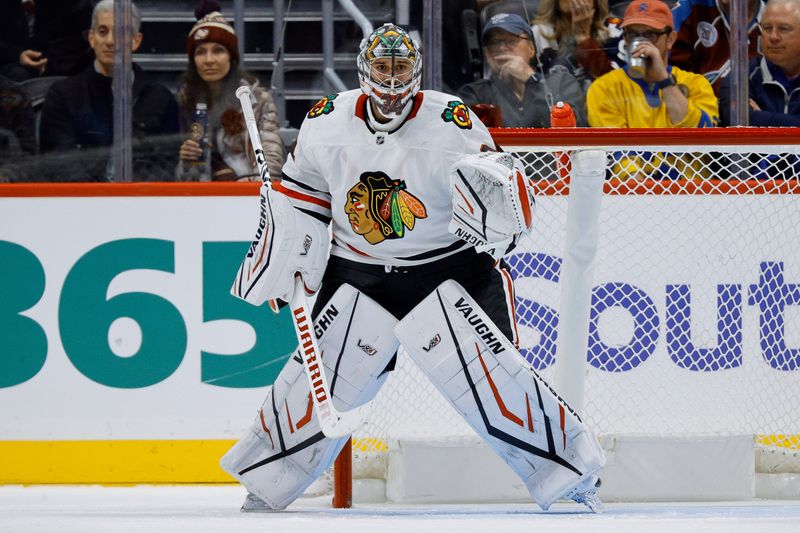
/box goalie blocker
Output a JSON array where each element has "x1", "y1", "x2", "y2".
[
  {"x1": 394, "y1": 280, "x2": 605, "y2": 511},
  {"x1": 231, "y1": 183, "x2": 330, "y2": 308}
]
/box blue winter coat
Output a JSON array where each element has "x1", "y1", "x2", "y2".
[{"x1": 719, "y1": 57, "x2": 800, "y2": 126}]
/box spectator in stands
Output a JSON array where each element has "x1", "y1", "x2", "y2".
[
  {"x1": 0, "y1": 0, "x2": 39, "y2": 81},
  {"x1": 532, "y1": 0, "x2": 626, "y2": 89},
  {"x1": 176, "y1": 1, "x2": 284, "y2": 181},
  {"x1": 670, "y1": 0, "x2": 764, "y2": 93},
  {"x1": 0, "y1": 0, "x2": 93, "y2": 82},
  {"x1": 0, "y1": 74, "x2": 35, "y2": 181},
  {"x1": 478, "y1": 0, "x2": 542, "y2": 22},
  {"x1": 39, "y1": 0, "x2": 180, "y2": 181},
  {"x1": 458, "y1": 12, "x2": 587, "y2": 127},
  {"x1": 719, "y1": 0, "x2": 800, "y2": 126},
  {"x1": 0, "y1": 75, "x2": 36, "y2": 155},
  {"x1": 587, "y1": 0, "x2": 719, "y2": 128},
  {"x1": 588, "y1": 0, "x2": 719, "y2": 180}
]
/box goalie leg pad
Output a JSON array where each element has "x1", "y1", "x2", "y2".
[
  {"x1": 231, "y1": 184, "x2": 330, "y2": 306},
  {"x1": 394, "y1": 280, "x2": 605, "y2": 511},
  {"x1": 220, "y1": 283, "x2": 399, "y2": 510}
]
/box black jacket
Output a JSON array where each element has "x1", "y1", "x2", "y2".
[
  {"x1": 458, "y1": 70, "x2": 587, "y2": 128},
  {"x1": 0, "y1": 76, "x2": 36, "y2": 182},
  {"x1": 0, "y1": 0, "x2": 31, "y2": 67},
  {"x1": 0, "y1": 0, "x2": 92, "y2": 76},
  {"x1": 40, "y1": 62, "x2": 181, "y2": 181},
  {"x1": 0, "y1": 76, "x2": 35, "y2": 154}
]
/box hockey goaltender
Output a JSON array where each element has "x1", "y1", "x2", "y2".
[{"x1": 221, "y1": 23, "x2": 605, "y2": 513}]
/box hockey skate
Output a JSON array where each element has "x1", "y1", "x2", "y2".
[
  {"x1": 564, "y1": 475, "x2": 603, "y2": 513},
  {"x1": 240, "y1": 492, "x2": 276, "y2": 513}
]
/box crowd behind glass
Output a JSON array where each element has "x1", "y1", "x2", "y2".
[{"x1": 0, "y1": 0, "x2": 797, "y2": 183}]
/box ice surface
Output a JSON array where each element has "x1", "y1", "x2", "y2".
[{"x1": 1, "y1": 485, "x2": 799, "y2": 533}]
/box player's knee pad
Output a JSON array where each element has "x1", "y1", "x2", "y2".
[
  {"x1": 394, "y1": 280, "x2": 605, "y2": 511},
  {"x1": 231, "y1": 184, "x2": 330, "y2": 306},
  {"x1": 220, "y1": 283, "x2": 399, "y2": 510}
]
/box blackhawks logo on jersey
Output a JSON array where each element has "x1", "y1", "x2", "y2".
[
  {"x1": 441, "y1": 101, "x2": 472, "y2": 129},
  {"x1": 345, "y1": 171, "x2": 427, "y2": 245},
  {"x1": 307, "y1": 94, "x2": 337, "y2": 119}
]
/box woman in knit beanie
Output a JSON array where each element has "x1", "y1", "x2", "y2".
[{"x1": 176, "y1": 0, "x2": 284, "y2": 181}]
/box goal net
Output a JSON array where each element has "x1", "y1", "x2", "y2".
[{"x1": 335, "y1": 128, "x2": 800, "y2": 504}]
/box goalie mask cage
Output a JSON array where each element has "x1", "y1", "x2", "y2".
[{"x1": 330, "y1": 128, "x2": 800, "y2": 507}]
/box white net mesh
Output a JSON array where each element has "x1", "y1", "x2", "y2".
[{"x1": 352, "y1": 131, "x2": 800, "y2": 464}]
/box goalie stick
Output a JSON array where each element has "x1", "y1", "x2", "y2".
[{"x1": 236, "y1": 86, "x2": 367, "y2": 438}]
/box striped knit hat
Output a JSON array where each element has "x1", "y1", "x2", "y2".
[{"x1": 187, "y1": 1, "x2": 240, "y2": 62}]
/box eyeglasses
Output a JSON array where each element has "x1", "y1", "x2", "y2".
[
  {"x1": 759, "y1": 23, "x2": 797, "y2": 37},
  {"x1": 623, "y1": 29, "x2": 670, "y2": 44},
  {"x1": 484, "y1": 35, "x2": 530, "y2": 51}
]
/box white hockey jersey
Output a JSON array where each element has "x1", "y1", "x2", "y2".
[{"x1": 277, "y1": 89, "x2": 496, "y2": 267}]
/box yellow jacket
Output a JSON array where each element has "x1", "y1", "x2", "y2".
[{"x1": 587, "y1": 66, "x2": 719, "y2": 128}]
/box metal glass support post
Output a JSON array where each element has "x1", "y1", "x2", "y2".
[
  {"x1": 113, "y1": 0, "x2": 133, "y2": 182},
  {"x1": 339, "y1": 0, "x2": 373, "y2": 37},
  {"x1": 233, "y1": 0, "x2": 246, "y2": 67},
  {"x1": 422, "y1": 0, "x2": 442, "y2": 91},
  {"x1": 322, "y1": 0, "x2": 347, "y2": 93},
  {"x1": 272, "y1": 0, "x2": 286, "y2": 127},
  {"x1": 729, "y1": 0, "x2": 749, "y2": 126},
  {"x1": 395, "y1": 0, "x2": 410, "y2": 25}
]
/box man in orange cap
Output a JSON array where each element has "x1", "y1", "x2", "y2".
[{"x1": 587, "y1": 0, "x2": 719, "y2": 128}]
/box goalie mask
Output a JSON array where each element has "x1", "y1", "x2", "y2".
[{"x1": 357, "y1": 23, "x2": 422, "y2": 119}]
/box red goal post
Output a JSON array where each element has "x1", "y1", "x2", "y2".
[{"x1": 331, "y1": 128, "x2": 800, "y2": 507}]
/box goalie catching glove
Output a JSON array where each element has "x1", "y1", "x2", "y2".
[
  {"x1": 231, "y1": 183, "x2": 330, "y2": 307},
  {"x1": 449, "y1": 152, "x2": 535, "y2": 255}
]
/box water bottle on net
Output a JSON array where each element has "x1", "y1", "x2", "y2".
[
  {"x1": 190, "y1": 102, "x2": 211, "y2": 181},
  {"x1": 550, "y1": 100, "x2": 576, "y2": 127},
  {"x1": 550, "y1": 101, "x2": 576, "y2": 179}
]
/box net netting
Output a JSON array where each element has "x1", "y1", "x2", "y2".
[{"x1": 350, "y1": 130, "x2": 800, "y2": 474}]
